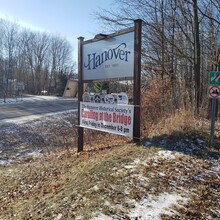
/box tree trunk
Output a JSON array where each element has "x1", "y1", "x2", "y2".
[{"x1": 193, "y1": 0, "x2": 201, "y2": 115}]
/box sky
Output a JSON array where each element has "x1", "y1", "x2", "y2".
[{"x1": 0, "y1": 0, "x2": 116, "y2": 61}]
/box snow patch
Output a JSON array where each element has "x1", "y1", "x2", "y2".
[
  {"x1": 89, "y1": 185, "x2": 99, "y2": 191},
  {"x1": 16, "y1": 150, "x2": 42, "y2": 158},
  {"x1": 0, "y1": 159, "x2": 10, "y2": 165},
  {"x1": 124, "y1": 165, "x2": 136, "y2": 169},
  {"x1": 93, "y1": 193, "x2": 187, "y2": 220},
  {"x1": 0, "y1": 95, "x2": 73, "y2": 105},
  {"x1": 157, "y1": 150, "x2": 184, "y2": 160},
  {"x1": 157, "y1": 150, "x2": 176, "y2": 159},
  {"x1": 54, "y1": 213, "x2": 63, "y2": 220},
  {"x1": 0, "y1": 109, "x2": 77, "y2": 125},
  {"x1": 210, "y1": 163, "x2": 220, "y2": 173},
  {"x1": 127, "y1": 193, "x2": 187, "y2": 220},
  {"x1": 92, "y1": 213, "x2": 113, "y2": 220},
  {"x1": 133, "y1": 159, "x2": 141, "y2": 164}
]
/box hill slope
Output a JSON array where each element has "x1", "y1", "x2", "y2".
[{"x1": 0, "y1": 132, "x2": 219, "y2": 219}]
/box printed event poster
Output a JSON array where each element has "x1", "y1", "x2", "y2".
[{"x1": 80, "y1": 102, "x2": 134, "y2": 137}]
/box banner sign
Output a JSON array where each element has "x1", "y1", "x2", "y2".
[
  {"x1": 80, "y1": 102, "x2": 134, "y2": 137},
  {"x1": 82, "y1": 31, "x2": 134, "y2": 80}
]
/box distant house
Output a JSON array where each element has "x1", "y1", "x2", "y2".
[
  {"x1": 63, "y1": 79, "x2": 78, "y2": 98},
  {"x1": 63, "y1": 79, "x2": 88, "y2": 98}
]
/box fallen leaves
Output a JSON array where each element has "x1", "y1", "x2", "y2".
[{"x1": 0, "y1": 111, "x2": 219, "y2": 219}]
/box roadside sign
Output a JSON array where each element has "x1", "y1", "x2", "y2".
[
  {"x1": 208, "y1": 86, "x2": 220, "y2": 98},
  {"x1": 77, "y1": 20, "x2": 142, "y2": 152},
  {"x1": 209, "y1": 72, "x2": 220, "y2": 86},
  {"x1": 208, "y1": 72, "x2": 220, "y2": 138}
]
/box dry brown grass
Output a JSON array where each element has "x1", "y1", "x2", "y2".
[
  {"x1": 0, "y1": 77, "x2": 219, "y2": 219},
  {"x1": 1, "y1": 131, "x2": 219, "y2": 219},
  {"x1": 0, "y1": 144, "x2": 155, "y2": 220},
  {"x1": 147, "y1": 109, "x2": 197, "y2": 138}
]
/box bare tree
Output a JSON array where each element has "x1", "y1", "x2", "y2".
[
  {"x1": 95, "y1": 0, "x2": 220, "y2": 115},
  {"x1": 0, "y1": 20, "x2": 4, "y2": 99},
  {"x1": 31, "y1": 32, "x2": 49, "y2": 94},
  {"x1": 2, "y1": 20, "x2": 19, "y2": 97},
  {"x1": 48, "y1": 35, "x2": 73, "y2": 95},
  {"x1": 0, "y1": 19, "x2": 75, "y2": 96}
]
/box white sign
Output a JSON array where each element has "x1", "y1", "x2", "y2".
[
  {"x1": 104, "y1": 94, "x2": 115, "y2": 104},
  {"x1": 117, "y1": 92, "x2": 129, "y2": 104},
  {"x1": 208, "y1": 86, "x2": 220, "y2": 98},
  {"x1": 82, "y1": 92, "x2": 90, "y2": 102},
  {"x1": 82, "y1": 31, "x2": 134, "y2": 80},
  {"x1": 80, "y1": 102, "x2": 134, "y2": 137}
]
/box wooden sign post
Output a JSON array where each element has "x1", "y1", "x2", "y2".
[
  {"x1": 133, "y1": 19, "x2": 142, "y2": 143},
  {"x1": 77, "y1": 36, "x2": 84, "y2": 152}
]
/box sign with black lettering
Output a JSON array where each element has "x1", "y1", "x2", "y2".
[{"x1": 82, "y1": 31, "x2": 134, "y2": 80}]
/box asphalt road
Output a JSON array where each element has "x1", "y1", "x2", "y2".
[{"x1": 0, "y1": 99, "x2": 78, "y2": 120}]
